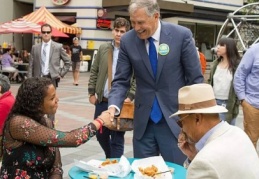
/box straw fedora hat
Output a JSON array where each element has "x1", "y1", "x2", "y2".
[{"x1": 170, "y1": 83, "x2": 227, "y2": 117}]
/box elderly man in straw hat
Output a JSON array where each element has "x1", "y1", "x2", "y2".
[{"x1": 170, "y1": 84, "x2": 259, "y2": 178}]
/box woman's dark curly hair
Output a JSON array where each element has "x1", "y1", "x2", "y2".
[
  {"x1": 217, "y1": 37, "x2": 240, "y2": 73},
  {"x1": 7, "y1": 77, "x2": 53, "y2": 123}
]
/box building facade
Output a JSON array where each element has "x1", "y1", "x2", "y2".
[
  {"x1": 0, "y1": 0, "x2": 33, "y2": 51},
  {"x1": 1, "y1": 0, "x2": 246, "y2": 61}
]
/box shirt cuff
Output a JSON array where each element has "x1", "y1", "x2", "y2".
[
  {"x1": 183, "y1": 158, "x2": 192, "y2": 169},
  {"x1": 108, "y1": 105, "x2": 120, "y2": 115},
  {"x1": 237, "y1": 93, "x2": 245, "y2": 101}
]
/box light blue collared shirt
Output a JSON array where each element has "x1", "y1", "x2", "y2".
[
  {"x1": 195, "y1": 120, "x2": 224, "y2": 152},
  {"x1": 234, "y1": 43, "x2": 259, "y2": 108}
]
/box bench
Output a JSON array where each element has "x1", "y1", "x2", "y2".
[
  {"x1": 0, "y1": 64, "x2": 28, "y2": 83},
  {"x1": 0, "y1": 69, "x2": 28, "y2": 74},
  {"x1": 0, "y1": 64, "x2": 28, "y2": 75},
  {"x1": 0, "y1": 69, "x2": 28, "y2": 75}
]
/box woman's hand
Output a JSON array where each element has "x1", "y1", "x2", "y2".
[
  {"x1": 89, "y1": 95, "x2": 97, "y2": 105},
  {"x1": 97, "y1": 111, "x2": 113, "y2": 128}
]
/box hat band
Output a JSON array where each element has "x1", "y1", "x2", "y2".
[{"x1": 179, "y1": 99, "x2": 216, "y2": 111}]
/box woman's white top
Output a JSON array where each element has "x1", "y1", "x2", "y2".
[{"x1": 213, "y1": 66, "x2": 233, "y2": 100}]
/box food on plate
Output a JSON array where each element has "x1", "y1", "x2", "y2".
[
  {"x1": 101, "y1": 159, "x2": 118, "y2": 166},
  {"x1": 138, "y1": 165, "x2": 158, "y2": 177}
]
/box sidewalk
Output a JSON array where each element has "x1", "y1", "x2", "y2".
[{"x1": 8, "y1": 71, "x2": 255, "y2": 178}]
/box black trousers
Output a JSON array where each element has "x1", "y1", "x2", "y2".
[{"x1": 94, "y1": 101, "x2": 125, "y2": 158}]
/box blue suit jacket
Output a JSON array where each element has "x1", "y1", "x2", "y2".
[{"x1": 109, "y1": 21, "x2": 204, "y2": 140}]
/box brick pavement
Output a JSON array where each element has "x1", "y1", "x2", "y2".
[{"x1": 8, "y1": 71, "x2": 257, "y2": 179}]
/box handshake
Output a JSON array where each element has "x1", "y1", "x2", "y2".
[
  {"x1": 95, "y1": 105, "x2": 134, "y2": 132},
  {"x1": 94, "y1": 108, "x2": 116, "y2": 130}
]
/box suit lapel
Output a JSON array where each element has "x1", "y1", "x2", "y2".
[
  {"x1": 49, "y1": 42, "x2": 55, "y2": 61},
  {"x1": 38, "y1": 43, "x2": 42, "y2": 59},
  {"x1": 136, "y1": 37, "x2": 155, "y2": 80},
  {"x1": 156, "y1": 22, "x2": 171, "y2": 82},
  {"x1": 136, "y1": 22, "x2": 172, "y2": 82},
  {"x1": 37, "y1": 43, "x2": 42, "y2": 66}
]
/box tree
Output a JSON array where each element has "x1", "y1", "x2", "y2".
[{"x1": 247, "y1": 0, "x2": 259, "y2": 3}]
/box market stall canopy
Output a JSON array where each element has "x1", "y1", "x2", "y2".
[
  {"x1": 0, "y1": 18, "x2": 41, "y2": 34},
  {"x1": 36, "y1": 22, "x2": 69, "y2": 38},
  {"x1": 23, "y1": 6, "x2": 81, "y2": 34}
]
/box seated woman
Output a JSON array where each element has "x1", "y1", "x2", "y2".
[
  {"x1": 20, "y1": 49, "x2": 30, "y2": 64},
  {"x1": 0, "y1": 77, "x2": 112, "y2": 179},
  {"x1": 1, "y1": 48, "x2": 18, "y2": 81},
  {"x1": 16, "y1": 49, "x2": 30, "y2": 82}
]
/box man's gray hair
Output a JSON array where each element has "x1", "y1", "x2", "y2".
[
  {"x1": 128, "y1": 0, "x2": 160, "y2": 17},
  {"x1": 0, "y1": 74, "x2": 10, "y2": 93}
]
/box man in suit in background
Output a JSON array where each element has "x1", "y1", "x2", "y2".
[
  {"x1": 105, "y1": 0, "x2": 203, "y2": 165},
  {"x1": 28, "y1": 23, "x2": 71, "y2": 88},
  {"x1": 174, "y1": 84, "x2": 259, "y2": 178}
]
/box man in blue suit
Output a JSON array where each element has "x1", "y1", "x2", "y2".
[{"x1": 106, "y1": 0, "x2": 204, "y2": 165}]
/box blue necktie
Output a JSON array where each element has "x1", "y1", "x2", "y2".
[{"x1": 148, "y1": 37, "x2": 162, "y2": 123}]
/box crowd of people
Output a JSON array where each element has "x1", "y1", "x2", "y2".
[
  {"x1": 0, "y1": 0, "x2": 259, "y2": 178},
  {"x1": 0, "y1": 45, "x2": 31, "y2": 83}
]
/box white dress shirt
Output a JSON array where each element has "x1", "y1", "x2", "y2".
[
  {"x1": 146, "y1": 21, "x2": 161, "y2": 56},
  {"x1": 41, "y1": 40, "x2": 51, "y2": 75}
]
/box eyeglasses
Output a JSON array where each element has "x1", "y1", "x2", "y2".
[
  {"x1": 41, "y1": 31, "x2": 51, "y2": 34},
  {"x1": 176, "y1": 114, "x2": 193, "y2": 128}
]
